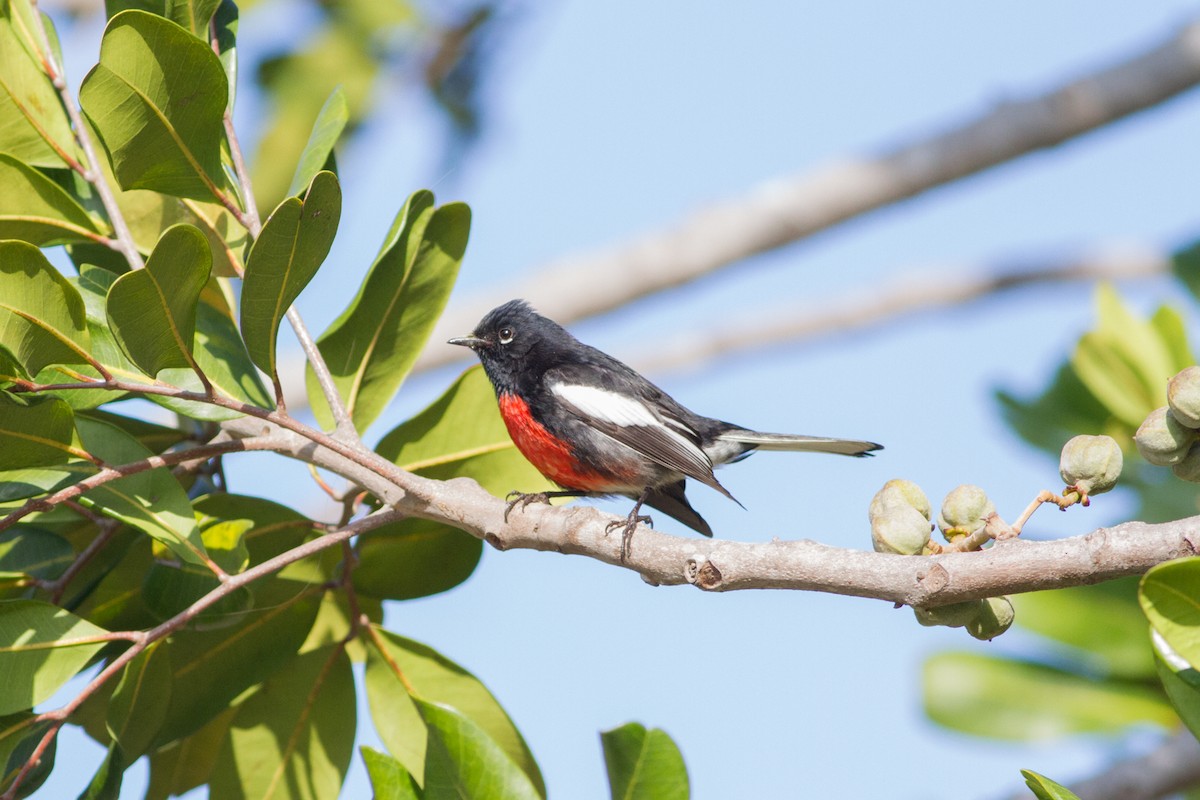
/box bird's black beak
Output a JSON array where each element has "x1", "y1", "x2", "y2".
[{"x1": 448, "y1": 335, "x2": 486, "y2": 350}]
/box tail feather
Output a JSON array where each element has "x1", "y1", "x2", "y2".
[
  {"x1": 641, "y1": 480, "x2": 715, "y2": 537},
  {"x1": 718, "y1": 430, "x2": 882, "y2": 457}
]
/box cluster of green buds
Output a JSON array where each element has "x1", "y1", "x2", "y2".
[
  {"x1": 914, "y1": 596, "x2": 1015, "y2": 641},
  {"x1": 936, "y1": 484, "x2": 995, "y2": 542},
  {"x1": 1136, "y1": 366, "x2": 1200, "y2": 481}
]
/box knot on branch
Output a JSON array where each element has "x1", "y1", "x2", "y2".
[{"x1": 686, "y1": 556, "x2": 723, "y2": 590}]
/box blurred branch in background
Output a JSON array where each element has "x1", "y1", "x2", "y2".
[
  {"x1": 634, "y1": 244, "x2": 1171, "y2": 375},
  {"x1": 422, "y1": 16, "x2": 1200, "y2": 370},
  {"x1": 1007, "y1": 729, "x2": 1200, "y2": 800}
]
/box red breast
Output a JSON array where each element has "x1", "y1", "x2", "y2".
[{"x1": 498, "y1": 392, "x2": 620, "y2": 492}]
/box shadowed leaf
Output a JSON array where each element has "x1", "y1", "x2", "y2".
[
  {"x1": 0, "y1": 2, "x2": 75, "y2": 167},
  {"x1": 241, "y1": 170, "x2": 341, "y2": 376},
  {"x1": 106, "y1": 642, "x2": 169, "y2": 760},
  {"x1": 0, "y1": 154, "x2": 105, "y2": 245},
  {"x1": 0, "y1": 241, "x2": 90, "y2": 375},
  {"x1": 288, "y1": 88, "x2": 347, "y2": 198}
]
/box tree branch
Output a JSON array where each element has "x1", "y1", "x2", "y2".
[
  {"x1": 219, "y1": 414, "x2": 1200, "y2": 606},
  {"x1": 421, "y1": 17, "x2": 1200, "y2": 371}
]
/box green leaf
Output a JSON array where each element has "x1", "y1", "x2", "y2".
[
  {"x1": 211, "y1": 0, "x2": 237, "y2": 110},
  {"x1": 154, "y1": 578, "x2": 320, "y2": 744},
  {"x1": 923, "y1": 652, "x2": 1175, "y2": 740},
  {"x1": 1021, "y1": 770, "x2": 1081, "y2": 800},
  {"x1": 0, "y1": 528, "x2": 72, "y2": 582},
  {"x1": 1140, "y1": 557, "x2": 1200, "y2": 667},
  {"x1": 0, "y1": 394, "x2": 76, "y2": 469},
  {"x1": 76, "y1": 741, "x2": 124, "y2": 800},
  {"x1": 364, "y1": 626, "x2": 543, "y2": 794},
  {"x1": 0, "y1": 599, "x2": 109, "y2": 715},
  {"x1": 360, "y1": 747, "x2": 419, "y2": 800},
  {"x1": 1, "y1": 715, "x2": 54, "y2": 798},
  {"x1": 192, "y1": 492, "x2": 315, "y2": 566},
  {"x1": 153, "y1": 290, "x2": 275, "y2": 421},
  {"x1": 357, "y1": 367, "x2": 552, "y2": 600},
  {"x1": 210, "y1": 644, "x2": 356, "y2": 800},
  {"x1": 105, "y1": 641, "x2": 169, "y2": 759},
  {"x1": 1013, "y1": 577, "x2": 1155, "y2": 679},
  {"x1": 309, "y1": 191, "x2": 470, "y2": 432},
  {"x1": 0, "y1": 713, "x2": 43, "y2": 795},
  {"x1": 1153, "y1": 643, "x2": 1200, "y2": 742},
  {"x1": 0, "y1": 3, "x2": 75, "y2": 167},
  {"x1": 241, "y1": 170, "x2": 342, "y2": 376},
  {"x1": 418, "y1": 699, "x2": 541, "y2": 800},
  {"x1": 0, "y1": 240, "x2": 91, "y2": 374},
  {"x1": 0, "y1": 154, "x2": 106, "y2": 245},
  {"x1": 144, "y1": 705, "x2": 236, "y2": 800},
  {"x1": 288, "y1": 88, "x2": 347, "y2": 198},
  {"x1": 78, "y1": 409, "x2": 188, "y2": 453},
  {"x1": 601, "y1": 722, "x2": 689, "y2": 800},
  {"x1": 141, "y1": 520, "x2": 253, "y2": 625},
  {"x1": 79, "y1": 10, "x2": 229, "y2": 200},
  {"x1": 74, "y1": 415, "x2": 207, "y2": 567},
  {"x1": 354, "y1": 519, "x2": 481, "y2": 601},
  {"x1": 106, "y1": 223, "x2": 212, "y2": 377}
]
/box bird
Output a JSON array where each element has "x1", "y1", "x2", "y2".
[{"x1": 449, "y1": 299, "x2": 882, "y2": 558}]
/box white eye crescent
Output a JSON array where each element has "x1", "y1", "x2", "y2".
[{"x1": 498, "y1": 327, "x2": 515, "y2": 344}]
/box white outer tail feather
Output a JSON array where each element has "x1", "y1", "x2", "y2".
[{"x1": 718, "y1": 430, "x2": 880, "y2": 456}]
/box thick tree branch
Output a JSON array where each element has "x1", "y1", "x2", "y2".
[
  {"x1": 421, "y1": 18, "x2": 1200, "y2": 371},
  {"x1": 220, "y1": 415, "x2": 1200, "y2": 605}
]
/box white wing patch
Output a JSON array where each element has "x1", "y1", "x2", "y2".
[
  {"x1": 550, "y1": 383, "x2": 661, "y2": 427},
  {"x1": 549, "y1": 382, "x2": 713, "y2": 475}
]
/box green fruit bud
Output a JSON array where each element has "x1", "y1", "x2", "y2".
[
  {"x1": 1172, "y1": 443, "x2": 1200, "y2": 483},
  {"x1": 913, "y1": 600, "x2": 983, "y2": 628},
  {"x1": 870, "y1": 503, "x2": 931, "y2": 555},
  {"x1": 937, "y1": 485, "x2": 994, "y2": 541},
  {"x1": 1059, "y1": 434, "x2": 1123, "y2": 496},
  {"x1": 869, "y1": 479, "x2": 931, "y2": 522},
  {"x1": 966, "y1": 596, "x2": 1015, "y2": 641},
  {"x1": 1135, "y1": 407, "x2": 1196, "y2": 466},
  {"x1": 1168, "y1": 366, "x2": 1200, "y2": 429}
]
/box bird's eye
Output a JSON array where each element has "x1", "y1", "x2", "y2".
[{"x1": 498, "y1": 327, "x2": 515, "y2": 344}]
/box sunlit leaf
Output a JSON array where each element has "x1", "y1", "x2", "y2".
[
  {"x1": 1021, "y1": 770, "x2": 1081, "y2": 800},
  {"x1": 0, "y1": 154, "x2": 106, "y2": 245},
  {"x1": 241, "y1": 170, "x2": 341, "y2": 377},
  {"x1": 364, "y1": 626, "x2": 543, "y2": 793},
  {"x1": 309, "y1": 191, "x2": 469, "y2": 432},
  {"x1": 419, "y1": 699, "x2": 541, "y2": 800},
  {"x1": 192, "y1": 492, "x2": 316, "y2": 566},
  {"x1": 923, "y1": 652, "x2": 1175, "y2": 740},
  {"x1": 1140, "y1": 557, "x2": 1200, "y2": 667},
  {"x1": 601, "y1": 722, "x2": 689, "y2": 800},
  {"x1": 0, "y1": 599, "x2": 109, "y2": 715},
  {"x1": 360, "y1": 747, "x2": 419, "y2": 800},
  {"x1": 0, "y1": 241, "x2": 91, "y2": 374},
  {"x1": 79, "y1": 10, "x2": 229, "y2": 200},
  {"x1": 74, "y1": 415, "x2": 207, "y2": 567},
  {"x1": 107, "y1": 223, "x2": 212, "y2": 378},
  {"x1": 288, "y1": 89, "x2": 347, "y2": 198},
  {"x1": 210, "y1": 644, "x2": 356, "y2": 800},
  {"x1": 0, "y1": 3, "x2": 75, "y2": 167},
  {"x1": 106, "y1": 641, "x2": 169, "y2": 760}
]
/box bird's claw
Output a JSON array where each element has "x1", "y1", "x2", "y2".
[
  {"x1": 504, "y1": 491, "x2": 550, "y2": 522},
  {"x1": 605, "y1": 514, "x2": 653, "y2": 562}
]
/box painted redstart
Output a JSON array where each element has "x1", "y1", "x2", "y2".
[{"x1": 450, "y1": 299, "x2": 882, "y2": 557}]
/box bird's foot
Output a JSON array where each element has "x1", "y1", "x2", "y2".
[
  {"x1": 504, "y1": 491, "x2": 551, "y2": 522},
  {"x1": 605, "y1": 511, "x2": 653, "y2": 562}
]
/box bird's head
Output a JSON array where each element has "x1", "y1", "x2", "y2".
[{"x1": 449, "y1": 299, "x2": 571, "y2": 392}]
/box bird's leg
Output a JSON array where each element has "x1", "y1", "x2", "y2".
[
  {"x1": 605, "y1": 488, "x2": 654, "y2": 562},
  {"x1": 504, "y1": 489, "x2": 594, "y2": 522}
]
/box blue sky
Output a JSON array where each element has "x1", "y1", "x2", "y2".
[{"x1": 42, "y1": 1, "x2": 1200, "y2": 797}]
